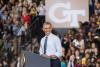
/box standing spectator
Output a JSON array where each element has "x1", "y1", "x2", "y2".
[
  {"x1": 89, "y1": 0, "x2": 95, "y2": 16},
  {"x1": 22, "y1": 8, "x2": 31, "y2": 28},
  {"x1": 61, "y1": 33, "x2": 70, "y2": 56},
  {"x1": 30, "y1": 3, "x2": 37, "y2": 21},
  {"x1": 86, "y1": 31, "x2": 94, "y2": 48},
  {"x1": 0, "y1": 19, "x2": 3, "y2": 39},
  {"x1": 37, "y1": 1, "x2": 45, "y2": 28}
]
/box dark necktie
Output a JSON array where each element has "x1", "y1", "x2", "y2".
[
  {"x1": 70, "y1": 61, "x2": 73, "y2": 67},
  {"x1": 44, "y1": 37, "x2": 48, "y2": 54}
]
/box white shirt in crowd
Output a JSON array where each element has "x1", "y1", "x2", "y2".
[
  {"x1": 39, "y1": 33, "x2": 62, "y2": 58},
  {"x1": 67, "y1": 55, "x2": 75, "y2": 67},
  {"x1": 37, "y1": 4, "x2": 45, "y2": 16},
  {"x1": 67, "y1": 61, "x2": 74, "y2": 67},
  {"x1": 73, "y1": 39, "x2": 84, "y2": 48},
  {"x1": 17, "y1": 26, "x2": 26, "y2": 36}
]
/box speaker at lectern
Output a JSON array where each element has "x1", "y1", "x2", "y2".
[{"x1": 21, "y1": 51, "x2": 50, "y2": 67}]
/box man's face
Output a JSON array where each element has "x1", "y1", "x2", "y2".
[{"x1": 43, "y1": 24, "x2": 52, "y2": 36}]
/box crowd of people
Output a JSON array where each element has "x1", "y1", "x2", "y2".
[
  {"x1": 0, "y1": 0, "x2": 45, "y2": 67},
  {"x1": 0, "y1": 0, "x2": 99, "y2": 67},
  {"x1": 60, "y1": 0, "x2": 100, "y2": 67}
]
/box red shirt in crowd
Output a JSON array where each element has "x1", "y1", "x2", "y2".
[{"x1": 22, "y1": 15, "x2": 31, "y2": 25}]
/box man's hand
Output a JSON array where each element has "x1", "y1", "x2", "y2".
[
  {"x1": 41, "y1": 54, "x2": 50, "y2": 58},
  {"x1": 50, "y1": 55, "x2": 57, "y2": 59}
]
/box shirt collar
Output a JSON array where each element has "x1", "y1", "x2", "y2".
[{"x1": 45, "y1": 33, "x2": 52, "y2": 37}]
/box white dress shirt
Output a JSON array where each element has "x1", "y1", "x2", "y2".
[{"x1": 39, "y1": 33, "x2": 62, "y2": 58}]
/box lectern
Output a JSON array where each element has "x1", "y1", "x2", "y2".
[{"x1": 21, "y1": 51, "x2": 50, "y2": 67}]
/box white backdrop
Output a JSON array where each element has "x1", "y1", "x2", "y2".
[{"x1": 45, "y1": 0, "x2": 89, "y2": 28}]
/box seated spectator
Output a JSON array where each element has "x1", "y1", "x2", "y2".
[
  {"x1": 67, "y1": 55, "x2": 75, "y2": 67},
  {"x1": 73, "y1": 34, "x2": 85, "y2": 49},
  {"x1": 81, "y1": 52, "x2": 90, "y2": 67}
]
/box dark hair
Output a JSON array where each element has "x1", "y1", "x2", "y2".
[
  {"x1": 43, "y1": 22, "x2": 52, "y2": 28},
  {"x1": 43, "y1": 22, "x2": 52, "y2": 26}
]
